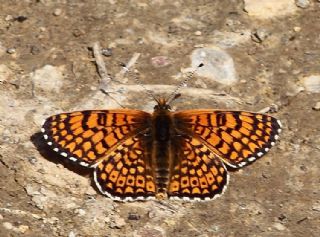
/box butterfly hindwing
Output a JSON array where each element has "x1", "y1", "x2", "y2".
[
  {"x1": 173, "y1": 110, "x2": 282, "y2": 168},
  {"x1": 94, "y1": 134, "x2": 157, "y2": 201},
  {"x1": 42, "y1": 110, "x2": 151, "y2": 167},
  {"x1": 168, "y1": 134, "x2": 228, "y2": 200}
]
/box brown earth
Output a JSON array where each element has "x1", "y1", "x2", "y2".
[{"x1": 0, "y1": 1, "x2": 319, "y2": 237}]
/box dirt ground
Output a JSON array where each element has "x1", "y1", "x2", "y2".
[{"x1": 0, "y1": 1, "x2": 319, "y2": 237}]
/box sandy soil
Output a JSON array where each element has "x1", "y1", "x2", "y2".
[{"x1": 0, "y1": 1, "x2": 319, "y2": 237}]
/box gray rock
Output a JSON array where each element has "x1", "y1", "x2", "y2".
[
  {"x1": 251, "y1": 28, "x2": 270, "y2": 43},
  {"x1": 244, "y1": 0, "x2": 297, "y2": 19},
  {"x1": 191, "y1": 47, "x2": 238, "y2": 85},
  {"x1": 18, "y1": 225, "x2": 29, "y2": 233},
  {"x1": 2, "y1": 222, "x2": 13, "y2": 230},
  {"x1": 273, "y1": 222, "x2": 287, "y2": 231},
  {"x1": 68, "y1": 231, "x2": 76, "y2": 237},
  {"x1": 53, "y1": 8, "x2": 62, "y2": 16},
  {"x1": 302, "y1": 75, "x2": 320, "y2": 93},
  {"x1": 6, "y1": 48, "x2": 16, "y2": 54},
  {"x1": 312, "y1": 102, "x2": 320, "y2": 111},
  {"x1": 296, "y1": 0, "x2": 310, "y2": 8}
]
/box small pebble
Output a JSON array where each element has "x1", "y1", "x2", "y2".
[
  {"x1": 312, "y1": 102, "x2": 320, "y2": 111},
  {"x1": 30, "y1": 46, "x2": 40, "y2": 55},
  {"x1": 273, "y1": 222, "x2": 286, "y2": 231},
  {"x1": 3, "y1": 222, "x2": 13, "y2": 230},
  {"x1": 278, "y1": 214, "x2": 287, "y2": 222},
  {"x1": 128, "y1": 213, "x2": 140, "y2": 220},
  {"x1": 7, "y1": 48, "x2": 16, "y2": 54},
  {"x1": 53, "y1": 9, "x2": 62, "y2": 16},
  {"x1": 75, "y1": 208, "x2": 86, "y2": 216},
  {"x1": 312, "y1": 204, "x2": 320, "y2": 212},
  {"x1": 293, "y1": 26, "x2": 301, "y2": 32},
  {"x1": 194, "y1": 31, "x2": 202, "y2": 36},
  {"x1": 251, "y1": 28, "x2": 269, "y2": 43},
  {"x1": 296, "y1": 0, "x2": 310, "y2": 8},
  {"x1": 302, "y1": 75, "x2": 320, "y2": 93},
  {"x1": 101, "y1": 48, "x2": 113, "y2": 57},
  {"x1": 27, "y1": 156, "x2": 38, "y2": 165},
  {"x1": 72, "y1": 29, "x2": 85, "y2": 37},
  {"x1": 68, "y1": 231, "x2": 76, "y2": 237},
  {"x1": 5, "y1": 15, "x2": 13, "y2": 21},
  {"x1": 18, "y1": 225, "x2": 29, "y2": 233}
]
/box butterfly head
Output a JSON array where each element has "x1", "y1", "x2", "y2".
[{"x1": 154, "y1": 98, "x2": 171, "y2": 111}]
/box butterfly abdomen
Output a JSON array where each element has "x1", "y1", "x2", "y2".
[{"x1": 152, "y1": 110, "x2": 173, "y2": 198}]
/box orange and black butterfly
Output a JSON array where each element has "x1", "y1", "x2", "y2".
[{"x1": 41, "y1": 95, "x2": 282, "y2": 201}]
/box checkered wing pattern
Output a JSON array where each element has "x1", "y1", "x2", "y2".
[
  {"x1": 173, "y1": 110, "x2": 282, "y2": 168},
  {"x1": 94, "y1": 134, "x2": 156, "y2": 201},
  {"x1": 169, "y1": 134, "x2": 228, "y2": 200},
  {"x1": 42, "y1": 110, "x2": 151, "y2": 167}
]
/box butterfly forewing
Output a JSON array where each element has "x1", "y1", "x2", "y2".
[
  {"x1": 42, "y1": 110, "x2": 151, "y2": 167},
  {"x1": 173, "y1": 110, "x2": 282, "y2": 168}
]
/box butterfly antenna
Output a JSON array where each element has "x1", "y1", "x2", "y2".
[
  {"x1": 166, "y1": 63, "x2": 204, "y2": 105},
  {"x1": 121, "y1": 63, "x2": 159, "y2": 103}
]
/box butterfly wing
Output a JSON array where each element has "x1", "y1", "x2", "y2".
[
  {"x1": 173, "y1": 110, "x2": 282, "y2": 168},
  {"x1": 94, "y1": 134, "x2": 156, "y2": 201},
  {"x1": 42, "y1": 110, "x2": 151, "y2": 167},
  {"x1": 168, "y1": 134, "x2": 228, "y2": 200}
]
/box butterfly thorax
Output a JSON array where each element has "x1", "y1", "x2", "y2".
[{"x1": 151, "y1": 99, "x2": 174, "y2": 199}]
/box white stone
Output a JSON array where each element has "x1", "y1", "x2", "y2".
[
  {"x1": 191, "y1": 47, "x2": 238, "y2": 85},
  {"x1": 68, "y1": 231, "x2": 76, "y2": 237},
  {"x1": 296, "y1": 0, "x2": 310, "y2": 8},
  {"x1": 18, "y1": 225, "x2": 29, "y2": 233},
  {"x1": 2, "y1": 222, "x2": 13, "y2": 230},
  {"x1": 53, "y1": 9, "x2": 62, "y2": 16},
  {"x1": 244, "y1": 0, "x2": 297, "y2": 19},
  {"x1": 312, "y1": 102, "x2": 320, "y2": 111},
  {"x1": 293, "y1": 26, "x2": 301, "y2": 32},
  {"x1": 75, "y1": 208, "x2": 86, "y2": 216},
  {"x1": 273, "y1": 222, "x2": 286, "y2": 231},
  {"x1": 31, "y1": 65, "x2": 65, "y2": 93},
  {"x1": 302, "y1": 75, "x2": 320, "y2": 93}
]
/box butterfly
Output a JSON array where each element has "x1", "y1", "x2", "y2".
[{"x1": 41, "y1": 97, "x2": 282, "y2": 201}]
